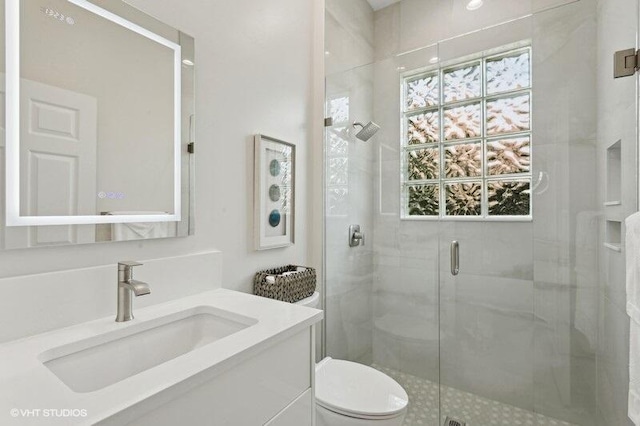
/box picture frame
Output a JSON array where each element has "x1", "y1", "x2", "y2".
[{"x1": 254, "y1": 134, "x2": 295, "y2": 250}]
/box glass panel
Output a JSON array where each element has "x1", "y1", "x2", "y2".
[
  {"x1": 486, "y1": 136, "x2": 530, "y2": 175},
  {"x1": 486, "y1": 94, "x2": 530, "y2": 136},
  {"x1": 328, "y1": 96, "x2": 349, "y2": 123},
  {"x1": 445, "y1": 182, "x2": 482, "y2": 216},
  {"x1": 487, "y1": 180, "x2": 531, "y2": 216},
  {"x1": 443, "y1": 63, "x2": 481, "y2": 103},
  {"x1": 408, "y1": 111, "x2": 440, "y2": 144},
  {"x1": 327, "y1": 128, "x2": 348, "y2": 156},
  {"x1": 408, "y1": 184, "x2": 439, "y2": 216},
  {"x1": 406, "y1": 73, "x2": 439, "y2": 110},
  {"x1": 408, "y1": 148, "x2": 440, "y2": 180},
  {"x1": 327, "y1": 157, "x2": 348, "y2": 185},
  {"x1": 486, "y1": 51, "x2": 531, "y2": 95},
  {"x1": 444, "y1": 143, "x2": 482, "y2": 178},
  {"x1": 326, "y1": 187, "x2": 348, "y2": 216},
  {"x1": 444, "y1": 103, "x2": 481, "y2": 140}
]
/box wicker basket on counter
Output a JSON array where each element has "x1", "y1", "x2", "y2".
[{"x1": 253, "y1": 265, "x2": 316, "y2": 303}]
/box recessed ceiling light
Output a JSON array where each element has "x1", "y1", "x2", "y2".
[
  {"x1": 466, "y1": 0, "x2": 484, "y2": 11},
  {"x1": 182, "y1": 59, "x2": 194, "y2": 66},
  {"x1": 397, "y1": 66, "x2": 406, "y2": 71},
  {"x1": 429, "y1": 56, "x2": 439, "y2": 64},
  {"x1": 325, "y1": 51, "x2": 331, "y2": 55}
]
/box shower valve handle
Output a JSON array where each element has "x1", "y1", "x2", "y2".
[{"x1": 349, "y1": 225, "x2": 365, "y2": 247}]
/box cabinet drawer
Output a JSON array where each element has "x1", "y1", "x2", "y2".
[{"x1": 264, "y1": 389, "x2": 313, "y2": 426}]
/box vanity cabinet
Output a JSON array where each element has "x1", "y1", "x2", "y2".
[{"x1": 98, "y1": 327, "x2": 316, "y2": 426}]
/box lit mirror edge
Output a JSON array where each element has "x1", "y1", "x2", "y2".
[
  {"x1": 5, "y1": 0, "x2": 184, "y2": 227},
  {"x1": 179, "y1": 30, "x2": 195, "y2": 238},
  {"x1": 7, "y1": 214, "x2": 181, "y2": 227}
]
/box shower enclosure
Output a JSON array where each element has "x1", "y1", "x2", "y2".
[{"x1": 323, "y1": 0, "x2": 638, "y2": 425}]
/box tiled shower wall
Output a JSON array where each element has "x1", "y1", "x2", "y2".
[{"x1": 530, "y1": 3, "x2": 599, "y2": 423}]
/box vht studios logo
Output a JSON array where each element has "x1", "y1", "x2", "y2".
[{"x1": 10, "y1": 408, "x2": 88, "y2": 418}]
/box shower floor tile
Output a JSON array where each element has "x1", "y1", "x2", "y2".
[{"x1": 371, "y1": 364, "x2": 576, "y2": 426}]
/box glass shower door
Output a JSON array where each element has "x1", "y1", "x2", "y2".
[
  {"x1": 438, "y1": 222, "x2": 536, "y2": 425},
  {"x1": 434, "y1": 22, "x2": 538, "y2": 423}
]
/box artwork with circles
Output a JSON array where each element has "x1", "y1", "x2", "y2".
[{"x1": 254, "y1": 135, "x2": 295, "y2": 249}]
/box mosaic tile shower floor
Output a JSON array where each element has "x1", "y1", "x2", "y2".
[{"x1": 371, "y1": 364, "x2": 576, "y2": 426}]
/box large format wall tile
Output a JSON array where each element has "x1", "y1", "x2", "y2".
[{"x1": 597, "y1": 298, "x2": 633, "y2": 426}]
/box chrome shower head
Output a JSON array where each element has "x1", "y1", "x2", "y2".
[{"x1": 353, "y1": 121, "x2": 380, "y2": 141}]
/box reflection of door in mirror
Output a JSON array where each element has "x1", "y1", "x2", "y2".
[
  {"x1": 17, "y1": 0, "x2": 176, "y2": 220},
  {"x1": 1, "y1": 77, "x2": 97, "y2": 248},
  {"x1": 0, "y1": 0, "x2": 194, "y2": 248}
]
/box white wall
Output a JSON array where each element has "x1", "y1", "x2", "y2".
[{"x1": 0, "y1": 0, "x2": 321, "y2": 296}]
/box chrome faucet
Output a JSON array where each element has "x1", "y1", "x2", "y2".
[{"x1": 116, "y1": 261, "x2": 150, "y2": 322}]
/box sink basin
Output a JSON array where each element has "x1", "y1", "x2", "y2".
[{"x1": 40, "y1": 306, "x2": 257, "y2": 393}]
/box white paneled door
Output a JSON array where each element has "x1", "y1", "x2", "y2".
[{"x1": 1, "y1": 77, "x2": 97, "y2": 248}]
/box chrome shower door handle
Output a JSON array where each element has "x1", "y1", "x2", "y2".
[{"x1": 451, "y1": 241, "x2": 459, "y2": 276}]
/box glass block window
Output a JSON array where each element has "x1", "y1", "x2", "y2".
[{"x1": 401, "y1": 47, "x2": 532, "y2": 219}]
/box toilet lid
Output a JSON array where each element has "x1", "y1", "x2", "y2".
[
  {"x1": 294, "y1": 291, "x2": 320, "y2": 308},
  {"x1": 315, "y1": 358, "x2": 408, "y2": 419}
]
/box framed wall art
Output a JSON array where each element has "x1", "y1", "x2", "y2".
[{"x1": 254, "y1": 134, "x2": 295, "y2": 250}]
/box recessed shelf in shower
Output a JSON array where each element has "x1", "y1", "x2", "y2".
[{"x1": 604, "y1": 220, "x2": 622, "y2": 252}]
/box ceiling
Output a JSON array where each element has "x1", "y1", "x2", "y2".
[{"x1": 366, "y1": 0, "x2": 402, "y2": 11}]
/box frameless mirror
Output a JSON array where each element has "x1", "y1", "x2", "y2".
[{"x1": 0, "y1": 0, "x2": 195, "y2": 248}]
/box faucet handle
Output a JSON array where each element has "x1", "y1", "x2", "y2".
[{"x1": 118, "y1": 261, "x2": 143, "y2": 270}]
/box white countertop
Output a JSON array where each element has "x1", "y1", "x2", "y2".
[{"x1": 0, "y1": 289, "x2": 323, "y2": 425}]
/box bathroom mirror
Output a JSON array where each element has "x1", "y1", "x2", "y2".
[{"x1": 0, "y1": 0, "x2": 195, "y2": 248}]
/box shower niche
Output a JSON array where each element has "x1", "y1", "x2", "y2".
[
  {"x1": 604, "y1": 140, "x2": 622, "y2": 252},
  {"x1": 605, "y1": 220, "x2": 622, "y2": 252}
]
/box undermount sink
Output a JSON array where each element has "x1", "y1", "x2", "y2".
[{"x1": 39, "y1": 306, "x2": 257, "y2": 393}]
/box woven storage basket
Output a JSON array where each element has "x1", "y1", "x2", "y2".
[{"x1": 254, "y1": 265, "x2": 316, "y2": 303}]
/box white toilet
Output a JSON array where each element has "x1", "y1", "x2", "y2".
[{"x1": 295, "y1": 292, "x2": 409, "y2": 426}]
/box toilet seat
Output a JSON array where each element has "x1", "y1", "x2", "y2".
[{"x1": 315, "y1": 358, "x2": 408, "y2": 420}]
